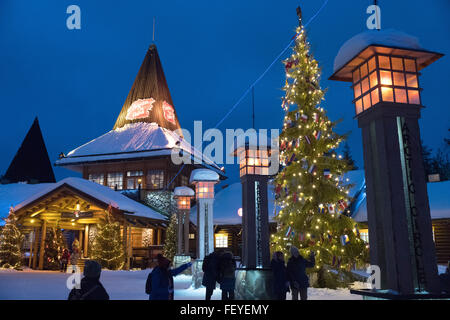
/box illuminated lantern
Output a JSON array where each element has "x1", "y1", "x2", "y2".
[
  {"x1": 235, "y1": 144, "x2": 270, "y2": 177},
  {"x1": 330, "y1": 30, "x2": 442, "y2": 116},
  {"x1": 174, "y1": 186, "x2": 195, "y2": 255},
  {"x1": 330, "y1": 29, "x2": 443, "y2": 295},
  {"x1": 189, "y1": 169, "x2": 220, "y2": 259}
]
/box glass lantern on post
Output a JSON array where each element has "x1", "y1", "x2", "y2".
[
  {"x1": 329, "y1": 30, "x2": 443, "y2": 296},
  {"x1": 173, "y1": 186, "x2": 194, "y2": 256}
]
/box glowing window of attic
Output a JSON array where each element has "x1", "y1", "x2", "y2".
[
  {"x1": 107, "y1": 172, "x2": 123, "y2": 190},
  {"x1": 215, "y1": 233, "x2": 228, "y2": 248},
  {"x1": 89, "y1": 173, "x2": 104, "y2": 185}
]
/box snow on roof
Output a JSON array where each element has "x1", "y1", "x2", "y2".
[
  {"x1": 333, "y1": 29, "x2": 422, "y2": 73},
  {"x1": 189, "y1": 169, "x2": 220, "y2": 183},
  {"x1": 0, "y1": 183, "x2": 53, "y2": 225},
  {"x1": 4, "y1": 177, "x2": 166, "y2": 221},
  {"x1": 352, "y1": 180, "x2": 450, "y2": 223},
  {"x1": 174, "y1": 186, "x2": 195, "y2": 197},
  {"x1": 55, "y1": 122, "x2": 222, "y2": 172},
  {"x1": 190, "y1": 182, "x2": 278, "y2": 226}
]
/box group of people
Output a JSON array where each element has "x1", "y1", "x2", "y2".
[
  {"x1": 271, "y1": 246, "x2": 315, "y2": 300},
  {"x1": 60, "y1": 247, "x2": 80, "y2": 273},
  {"x1": 67, "y1": 247, "x2": 315, "y2": 301},
  {"x1": 202, "y1": 251, "x2": 237, "y2": 300}
]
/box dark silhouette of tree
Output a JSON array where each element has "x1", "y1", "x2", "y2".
[{"x1": 342, "y1": 142, "x2": 358, "y2": 170}]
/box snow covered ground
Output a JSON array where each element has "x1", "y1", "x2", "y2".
[
  {"x1": 0, "y1": 268, "x2": 358, "y2": 300},
  {"x1": 1, "y1": 265, "x2": 447, "y2": 300}
]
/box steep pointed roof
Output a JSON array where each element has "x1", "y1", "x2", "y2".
[
  {"x1": 113, "y1": 44, "x2": 181, "y2": 132},
  {"x1": 3, "y1": 117, "x2": 56, "y2": 183}
]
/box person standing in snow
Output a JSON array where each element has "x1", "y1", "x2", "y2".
[
  {"x1": 68, "y1": 260, "x2": 109, "y2": 300},
  {"x1": 202, "y1": 251, "x2": 221, "y2": 300},
  {"x1": 60, "y1": 248, "x2": 70, "y2": 273},
  {"x1": 69, "y1": 248, "x2": 80, "y2": 273},
  {"x1": 286, "y1": 246, "x2": 315, "y2": 300},
  {"x1": 271, "y1": 251, "x2": 289, "y2": 300},
  {"x1": 217, "y1": 251, "x2": 236, "y2": 300},
  {"x1": 147, "y1": 254, "x2": 192, "y2": 300}
]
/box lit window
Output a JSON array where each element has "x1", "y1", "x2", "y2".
[
  {"x1": 408, "y1": 90, "x2": 420, "y2": 104},
  {"x1": 395, "y1": 88, "x2": 408, "y2": 104},
  {"x1": 406, "y1": 74, "x2": 418, "y2": 88},
  {"x1": 359, "y1": 229, "x2": 369, "y2": 243},
  {"x1": 107, "y1": 172, "x2": 123, "y2": 190},
  {"x1": 404, "y1": 59, "x2": 416, "y2": 72},
  {"x1": 381, "y1": 87, "x2": 394, "y2": 102},
  {"x1": 180, "y1": 175, "x2": 189, "y2": 186},
  {"x1": 363, "y1": 93, "x2": 371, "y2": 110},
  {"x1": 89, "y1": 173, "x2": 104, "y2": 185},
  {"x1": 368, "y1": 56, "x2": 376, "y2": 72},
  {"x1": 378, "y1": 55, "x2": 390, "y2": 69},
  {"x1": 126, "y1": 171, "x2": 143, "y2": 189},
  {"x1": 238, "y1": 148, "x2": 270, "y2": 177},
  {"x1": 391, "y1": 57, "x2": 403, "y2": 71},
  {"x1": 215, "y1": 234, "x2": 228, "y2": 248},
  {"x1": 196, "y1": 182, "x2": 214, "y2": 199},
  {"x1": 189, "y1": 233, "x2": 195, "y2": 239},
  {"x1": 371, "y1": 88, "x2": 380, "y2": 105},
  {"x1": 360, "y1": 63, "x2": 368, "y2": 78},
  {"x1": 147, "y1": 170, "x2": 164, "y2": 189},
  {"x1": 369, "y1": 71, "x2": 378, "y2": 88},
  {"x1": 355, "y1": 99, "x2": 363, "y2": 114},
  {"x1": 380, "y1": 70, "x2": 392, "y2": 85}
]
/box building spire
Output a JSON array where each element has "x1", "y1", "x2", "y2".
[
  {"x1": 296, "y1": 6, "x2": 302, "y2": 26},
  {"x1": 113, "y1": 45, "x2": 182, "y2": 132}
]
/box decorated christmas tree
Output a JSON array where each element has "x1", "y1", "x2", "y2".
[
  {"x1": 163, "y1": 214, "x2": 177, "y2": 262},
  {"x1": 91, "y1": 211, "x2": 124, "y2": 270},
  {"x1": 271, "y1": 20, "x2": 368, "y2": 287},
  {"x1": 0, "y1": 207, "x2": 24, "y2": 270},
  {"x1": 43, "y1": 228, "x2": 61, "y2": 270}
]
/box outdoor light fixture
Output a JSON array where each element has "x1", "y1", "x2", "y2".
[{"x1": 235, "y1": 143, "x2": 270, "y2": 177}]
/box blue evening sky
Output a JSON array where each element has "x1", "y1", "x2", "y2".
[{"x1": 1, "y1": 0, "x2": 449, "y2": 185}]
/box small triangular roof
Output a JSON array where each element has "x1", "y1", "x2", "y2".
[
  {"x1": 113, "y1": 44, "x2": 181, "y2": 132},
  {"x1": 3, "y1": 117, "x2": 55, "y2": 183}
]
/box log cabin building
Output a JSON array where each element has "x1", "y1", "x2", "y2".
[{"x1": 1, "y1": 44, "x2": 226, "y2": 270}]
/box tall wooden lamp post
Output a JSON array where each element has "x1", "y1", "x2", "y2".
[{"x1": 329, "y1": 29, "x2": 444, "y2": 297}]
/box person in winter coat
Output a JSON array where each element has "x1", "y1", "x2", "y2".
[
  {"x1": 270, "y1": 251, "x2": 289, "y2": 300},
  {"x1": 202, "y1": 251, "x2": 221, "y2": 300},
  {"x1": 69, "y1": 248, "x2": 80, "y2": 273},
  {"x1": 60, "y1": 248, "x2": 70, "y2": 273},
  {"x1": 68, "y1": 260, "x2": 109, "y2": 300},
  {"x1": 148, "y1": 254, "x2": 192, "y2": 300},
  {"x1": 286, "y1": 246, "x2": 315, "y2": 300},
  {"x1": 218, "y1": 251, "x2": 236, "y2": 300}
]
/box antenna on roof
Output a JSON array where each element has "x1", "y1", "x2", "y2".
[{"x1": 152, "y1": 17, "x2": 156, "y2": 43}]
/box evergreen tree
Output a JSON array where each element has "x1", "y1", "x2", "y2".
[
  {"x1": 163, "y1": 214, "x2": 177, "y2": 262},
  {"x1": 91, "y1": 212, "x2": 124, "y2": 270},
  {"x1": 43, "y1": 228, "x2": 61, "y2": 270},
  {"x1": 421, "y1": 140, "x2": 434, "y2": 179},
  {"x1": 342, "y1": 142, "x2": 358, "y2": 170},
  {"x1": 0, "y1": 207, "x2": 24, "y2": 269},
  {"x1": 272, "y1": 23, "x2": 368, "y2": 287},
  {"x1": 431, "y1": 148, "x2": 450, "y2": 181},
  {"x1": 55, "y1": 227, "x2": 67, "y2": 251}
]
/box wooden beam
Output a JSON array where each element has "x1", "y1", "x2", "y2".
[
  {"x1": 28, "y1": 229, "x2": 34, "y2": 268},
  {"x1": 38, "y1": 220, "x2": 47, "y2": 270},
  {"x1": 84, "y1": 225, "x2": 89, "y2": 258},
  {"x1": 32, "y1": 228, "x2": 40, "y2": 269}
]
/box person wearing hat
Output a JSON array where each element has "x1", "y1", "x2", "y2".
[
  {"x1": 68, "y1": 260, "x2": 109, "y2": 300},
  {"x1": 286, "y1": 246, "x2": 315, "y2": 300},
  {"x1": 147, "y1": 254, "x2": 192, "y2": 300}
]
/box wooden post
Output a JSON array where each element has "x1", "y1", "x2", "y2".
[
  {"x1": 28, "y1": 229, "x2": 34, "y2": 268},
  {"x1": 38, "y1": 220, "x2": 47, "y2": 270},
  {"x1": 127, "y1": 227, "x2": 132, "y2": 269},
  {"x1": 84, "y1": 225, "x2": 89, "y2": 258},
  {"x1": 32, "y1": 228, "x2": 40, "y2": 269},
  {"x1": 78, "y1": 230, "x2": 83, "y2": 256},
  {"x1": 122, "y1": 225, "x2": 128, "y2": 270},
  {"x1": 157, "y1": 228, "x2": 162, "y2": 245}
]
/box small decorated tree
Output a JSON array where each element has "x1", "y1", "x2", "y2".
[
  {"x1": 91, "y1": 210, "x2": 124, "y2": 270},
  {"x1": 272, "y1": 19, "x2": 368, "y2": 287},
  {"x1": 163, "y1": 214, "x2": 177, "y2": 262},
  {"x1": 0, "y1": 207, "x2": 24, "y2": 270},
  {"x1": 44, "y1": 228, "x2": 61, "y2": 270}
]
